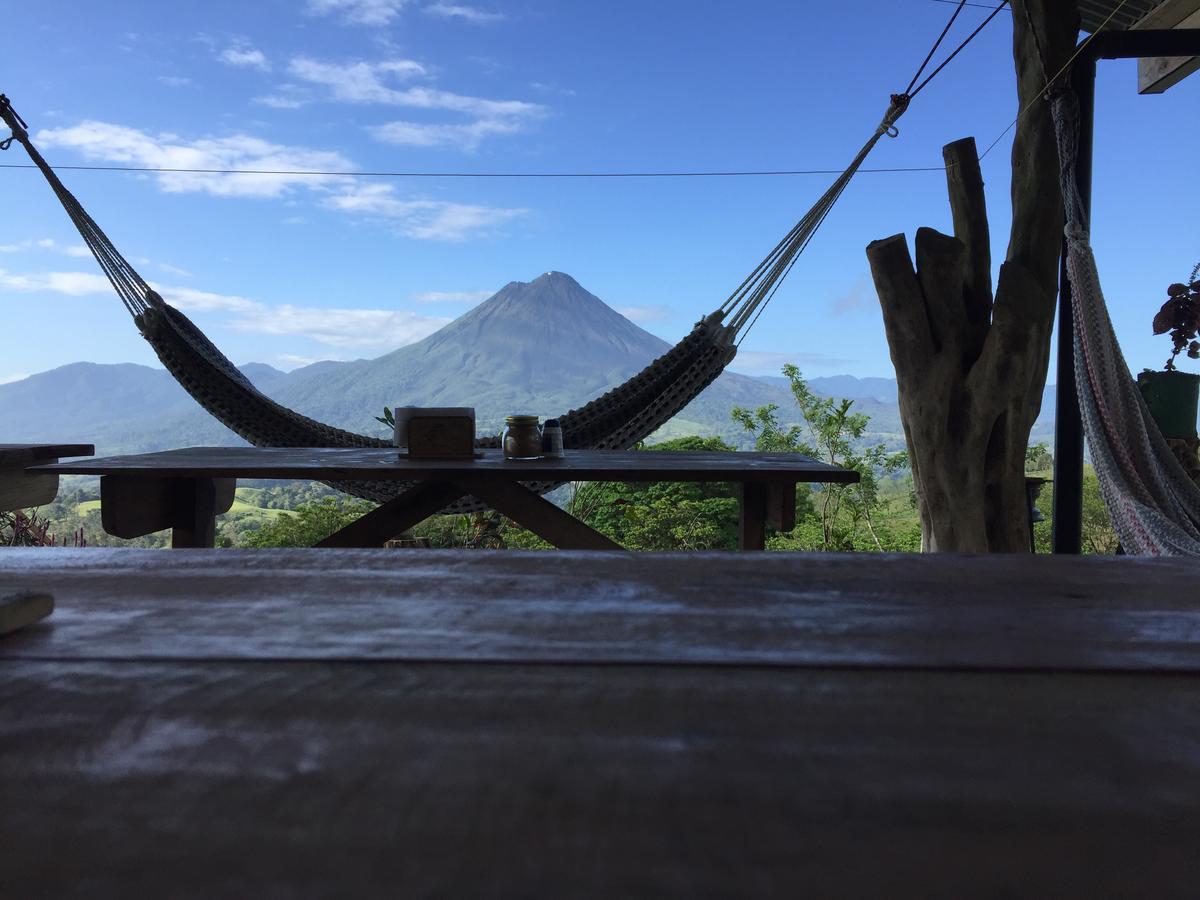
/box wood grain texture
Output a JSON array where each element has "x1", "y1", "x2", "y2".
[
  {"x1": 2, "y1": 550, "x2": 1199, "y2": 672},
  {"x1": 34, "y1": 446, "x2": 859, "y2": 484},
  {"x1": 3, "y1": 549, "x2": 1200, "y2": 895},
  {"x1": 2, "y1": 659, "x2": 1199, "y2": 898}
]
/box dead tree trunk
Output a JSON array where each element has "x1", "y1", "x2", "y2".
[{"x1": 865, "y1": 0, "x2": 1078, "y2": 552}]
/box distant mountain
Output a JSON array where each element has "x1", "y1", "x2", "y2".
[
  {"x1": 759, "y1": 374, "x2": 900, "y2": 404},
  {"x1": 274, "y1": 272, "x2": 685, "y2": 435},
  {"x1": 0, "y1": 361, "x2": 283, "y2": 452},
  {"x1": 1, "y1": 271, "x2": 1052, "y2": 456}
]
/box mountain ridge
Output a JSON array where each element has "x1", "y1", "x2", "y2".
[{"x1": 0, "y1": 271, "x2": 1052, "y2": 455}]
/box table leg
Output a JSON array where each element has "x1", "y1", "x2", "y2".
[
  {"x1": 739, "y1": 482, "x2": 768, "y2": 551},
  {"x1": 450, "y1": 478, "x2": 622, "y2": 551},
  {"x1": 172, "y1": 479, "x2": 222, "y2": 548},
  {"x1": 766, "y1": 482, "x2": 797, "y2": 533},
  {"x1": 317, "y1": 481, "x2": 469, "y2": 548},
  {"x1": 100, "y1": 476, "x2": 235, "y2": 548}
]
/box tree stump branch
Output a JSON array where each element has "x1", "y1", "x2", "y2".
[{"x1": 865, "y1": 0, "x2": 1077, "y2": 552}]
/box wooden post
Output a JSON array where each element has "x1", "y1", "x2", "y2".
[{"x1": 739, "y1": 482, "x2": 768, "y2": 551}]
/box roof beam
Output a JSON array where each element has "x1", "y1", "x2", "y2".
[{"x1": 1135, "y1": 0, "x2": 1200, "y2": 92}]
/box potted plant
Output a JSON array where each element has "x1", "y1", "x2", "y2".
[{"x1": 1139, "y1": 262, "x2": 1200, "y2": 440}]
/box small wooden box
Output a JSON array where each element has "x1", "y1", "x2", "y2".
[{"x1": 405, "y1": 415, "x2": 478, "y2": 459}]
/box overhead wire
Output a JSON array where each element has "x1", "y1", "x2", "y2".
[
  {"x1": 1, "y1": 4, "x2": 1011, "y2": 184},
  {"x1": 0, "y1": 161, "x2": 947, "y2": 178}
]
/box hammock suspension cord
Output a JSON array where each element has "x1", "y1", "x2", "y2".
[{"x1": 721, "y1": 0, "x2": 1009, "y2": 343}]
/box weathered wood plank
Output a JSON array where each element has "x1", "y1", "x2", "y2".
[
  {"x1": 1, "y1": 659, "x2": 1197, "y2": 897},
  {"x1": 35, "y1": 446, "x2": 859, "y2": 484},
  {"x1": 1135, "y1": 0, "x2": 1200, "y2": 93},
  {"x1": 2, "y1": 550, "x2": 1199, "y2": 672}
]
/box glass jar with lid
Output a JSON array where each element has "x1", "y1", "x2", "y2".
[{"x1": 503, "y1": 415, "x2": 542, "y2": 460}]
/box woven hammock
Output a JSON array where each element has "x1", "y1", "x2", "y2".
[
  {"x1": 1, "y1": 92, "x2": 906, "y2": 504},
  {"x1": 1052, "y1": 88, "x2": 1200, "y2": 556}
]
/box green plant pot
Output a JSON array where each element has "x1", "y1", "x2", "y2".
[{"x1": 1137, "y1": 370, "x2": 1200, "y2": 439}]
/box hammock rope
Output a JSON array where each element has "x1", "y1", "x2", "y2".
[{"x1": 1051, "y1": 88, "x2": 1200, "y2": 556}]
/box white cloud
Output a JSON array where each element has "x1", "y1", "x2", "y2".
[
  {"x1": 158, "y1": 75, "x2": 193, "y2": 88},
  {"x1": 831, "y1": 277, "x2": 870, "y2": 316},
  {"x1": 0, "y1": 263, "x2": 450, "y2": 349},
  {"x1": 220, "y1": 43, "x2": 270, "y2": 71},
  {"x1": 254, "y1": 94, "x2": 307, "y2": 110},
  {"x1": 424, "y1": 3, "x2": 504, "y2": 24},
  {"x1": 0, "y1": 239, "x2": 48, "y2": 253},
  {"x1": 727, "y1": 350, "x2": 856, "y2": 376},
  {"x1": 0, "y1": 238, "x2": 90, "y2": 258},
  {"x1": 36, "y1": 119, "x2": 527, "y2": 242},
  {"x1": 369, "y1": 117, "x2": 521, "y2": 150},
  {"x1": 616, "y1": 305, "x2": 672, "y2": 324},
  {"x1": 0, "y1": 373, "x2": 30, "y2": 385},
  {"x1": 229, "y1": 305, "x2": 450, "y2": 348},
  {"x1": 274, "y1": 353, "x2": 348, "y2": 370},
  {"x1": 306, "y1": 0, "x2": 410, "y2": 26},
  {"x1": 0, "y1": 267, "x2": 113, "y2": 295},
  {"x1": 529, "y1": 81, "x2": 577, "y2": 97},
  {"x1": 410, "y1": 289, "x2": 493, "y2": 304},
  {"x1": 288, "y1": 58, "x2": 542, "y2": 150},
  {"x1": 156, "y1": 285, "x2": 259, "y2": 314},
  {"x1": 325, "y1": 183, "x2": 525, "y2": 241},
  {"x1": 287, "y1": 58, "x2": 427, "y2": 104},
  {"x1": 157, "y1": 262, "x2": 193, "y2": 278},
  {"x1": 36, "y1": 121, "x2": 356, "y2": 198}
]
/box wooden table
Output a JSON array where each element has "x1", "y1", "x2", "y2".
[
  {"x1": 33, "y1": 446, "x2": 857, "y2": 550},
  {"x1": 0, "y1": 443, "x2": 93, "y2": 511},
  {"x1": 2, "y1": 549, "x2": 1199, "y2": 897}
]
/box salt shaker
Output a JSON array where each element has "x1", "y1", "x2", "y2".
[{"x1": 541, "y1": 418, "x2": 564, "y2": 458}]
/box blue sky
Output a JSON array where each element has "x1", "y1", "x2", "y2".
[{"x1": 2, "y1": 0, "x2": 1198, "y2": 385}]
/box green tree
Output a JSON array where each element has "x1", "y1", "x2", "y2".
[
  {"x1": 572, "y1": 436, "x2": 742, "y2": 550},
  {"x1": 239, "y1": 497, "x2": 377, "y2": 548},
  {"x1": 733, "y1": 365, "x2": 908, "y2": 551}
]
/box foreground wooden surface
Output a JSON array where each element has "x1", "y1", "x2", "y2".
[{"x1": 3, "y1": 550, "x2": 1200, "y2": 897}]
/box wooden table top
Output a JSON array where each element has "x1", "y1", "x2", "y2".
[
  {"x1": 0, "y1": 442, "x2": 93, "y2": 466},
  {"x1": 32, "y1": 445, "x2": 859, "y2": 483},
  {"x1": 3, "y1": 549, "x2": 1199, "y2": 897}
]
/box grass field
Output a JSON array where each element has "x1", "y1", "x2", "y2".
[{"x1": 77, "y1": 489, "x2": 288, "y2": 522}]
